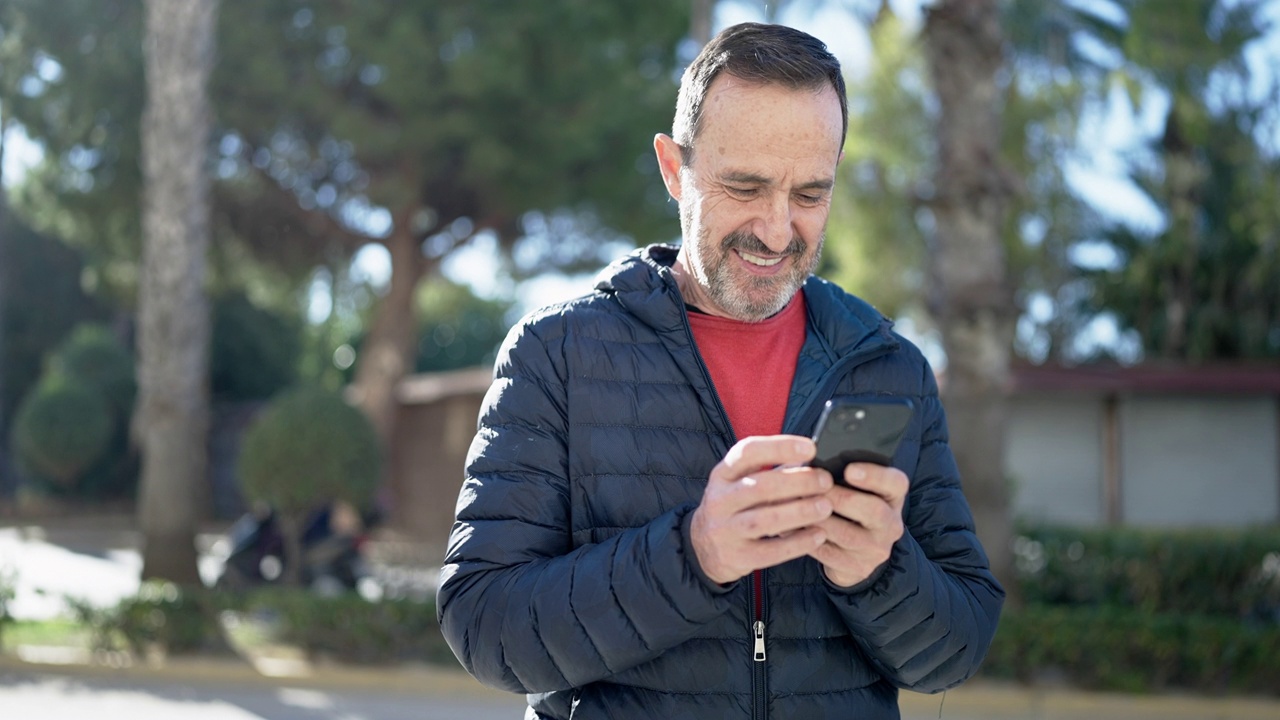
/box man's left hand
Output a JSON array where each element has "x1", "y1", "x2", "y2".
[{"x1": 809, "y1": 463, "x2": 908, "y2": 588}]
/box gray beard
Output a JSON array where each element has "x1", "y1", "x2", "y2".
[{"x1": 700, "y1": 229, "x2": 821, "y2": 322}]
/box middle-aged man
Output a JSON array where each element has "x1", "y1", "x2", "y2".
[{"x1": 438, "y1": 22, "x2": 1004, "y2": 720}]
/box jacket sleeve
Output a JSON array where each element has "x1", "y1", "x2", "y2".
[
  {"x1": 824, "y1": 361, "x2": 1005, "y2": 693},
  {"x1": 436, "y1": 316, "x2": 735, "y2": 694}
]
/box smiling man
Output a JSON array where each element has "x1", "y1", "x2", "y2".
[{"x1": 438, "y1": 23, "x2": 1003, "y2": 720}]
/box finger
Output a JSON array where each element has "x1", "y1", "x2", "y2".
[
  {"x1": 716, "y1": 435, "x2": 816, "y2": 482},
  {"x1": 842, "y1": 464, "x2": 909, "y2": 506},
  {"x1": 826, "y1": 488, "x2": 901, "y2": 534},
  {"x1": 712, "y1": 465, "x2": 832, "y2": 518},
  {"x1": 732, "y1": 495, "x2": 833, "y2": 540},
  {"x1": 811, "y1": 514, "x2": 871, "y2": 549},
  {"x1": 744, "y1": 527, "x2": 827, "y2": 569}
]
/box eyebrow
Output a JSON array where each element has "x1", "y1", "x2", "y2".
[{"x1": 720, "y1": 170, "x2": 835, "y2": 192}]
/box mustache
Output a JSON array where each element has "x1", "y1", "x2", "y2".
[{"x1": 720, "y1": 230, "x2": 806, "y2": 257}]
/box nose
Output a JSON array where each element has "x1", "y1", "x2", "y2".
[{"x1": 753, "y1": 192, "x2": 794, "y2": 253}]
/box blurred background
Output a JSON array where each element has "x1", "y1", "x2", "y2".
[{"x1": 0, "y1": 0, "x2": 1278, "y2": 708}]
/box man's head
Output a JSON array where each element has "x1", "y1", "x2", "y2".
[{"x1": 655, "y1": 23, "x2": 847, "y2": 322}]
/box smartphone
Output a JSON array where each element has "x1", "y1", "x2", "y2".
[{"x1": 808, "y1": 397, "x2": 914, "y2": 485}]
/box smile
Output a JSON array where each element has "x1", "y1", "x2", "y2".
[{"x1": 738, "y1": 251, "x2": 785, "y2": 267}]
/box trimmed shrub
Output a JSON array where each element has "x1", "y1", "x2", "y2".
[
  {"x1": 1015, "y1": 525, "x2": 1280, "y2": 620},
  {"x1": 242, "y1": 588, "x2": 451, "y2": 665},
  {"x1": 10, "y1": 379, "x2": 113, "y2": 489},
  {"x1": 984, "y1": 604, "x2": 1280, "y2": 695},
  {"x1": 237, "y1": 387, "x2": 381, "y2": 585},
  {"x1": 48, "y1": 324, "x2": 136, "y2": 419},
  {"x1": 67, "y1": 582, "x2": 228, "y2": 657},
  {"x1": 237, "y1": 386, "x2": 381, "y2": 513}
]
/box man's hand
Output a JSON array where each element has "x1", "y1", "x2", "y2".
[
  {"x1": 810, "y1": 463, "x2": 908, "y2": 588},
  {"x1": 690, "y1": 436, "x2": 834, "y2": 585}
]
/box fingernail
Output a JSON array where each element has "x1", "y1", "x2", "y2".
[
  {"x1": 794, "y1": 438, "x2": 812, "y2": 455},
  {"x1": 847, "y1": 466, "x2": 866, "y2": 481}
]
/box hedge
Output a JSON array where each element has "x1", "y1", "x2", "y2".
[
  {"x1": 984, "y1": 604, "x2": 1280, "y2": 695},
  {"x1": 1015, "y1": 525, "x2": 1280, "y2": 620}
]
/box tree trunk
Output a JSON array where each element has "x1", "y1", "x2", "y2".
[
  {"x1": 348, "y1": 209, "x2": 428, "y2": 451},
  {"x1": 136, "y1": 0, "x2": 218, "y2": 585},
  {"x1": 922, "y1": 0, "x2": 1018, "y2": 603}
]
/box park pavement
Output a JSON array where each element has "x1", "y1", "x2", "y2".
[{"x1": 3, "y1": 514, "x2": 1279, "y2": 719}]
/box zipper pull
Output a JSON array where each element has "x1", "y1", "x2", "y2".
[{"x1": 753, "y1": 620, "x2": 766, "y2": 662}]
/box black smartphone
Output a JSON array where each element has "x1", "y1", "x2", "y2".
[{"x1": 808, "y1": 397, "x2": 914, "y2": 485}]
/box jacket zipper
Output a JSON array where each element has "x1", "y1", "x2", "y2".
[
  {"x1": 677, "y1": 294, "x2": 895, "y2": 720},
  {"x1": 678, "y1": 305, "x2": 772, "y2": 718},
  {"x1": 751, "y1": 568, "x2": 768, "y2": 720}
]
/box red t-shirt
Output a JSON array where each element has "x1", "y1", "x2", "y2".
[{"x1": 687, "y1": 291, "x2": 808, "y2": 439}]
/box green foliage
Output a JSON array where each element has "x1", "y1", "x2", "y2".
[
  {"x1": 10, "y1": 322, "x2": 138, "y2": 498},
  {"x1": 211, "y1": 292, "x2": 301, "y2": 401},
  {"x1": 10, "y1": 378, "x2": 112, "y2": 488},
  {"x1": 0, "y1": 221, "x2": 104, "y2": 433},
  {"x1": 985, "y1": 604, "x2": 1280, "y2": 695},
  {"x1": 66, "y1": 581, "x2": 228, "y2": 657},
  {"x1": 237, "y1": 386, "x2": 381, "y2": 515},
  {"x1": 0, "y1": 566, "x2": 15, "y2": 644},
  {"x1": 414, "y1": 280, "x2": 511, "y2": 374},
  {"x1": 994, "y1": 524, "x2": 1280, "y2": 695},
  {"x1": 241, "y1": 588, "x2": 451, "y2": 665},
  {"x1": 48, "y1": 324, "x2": 136, "y2": 417},
  {"x1": 824, "y1": 6, "x2": 931, "y2": 318},
  {"x1": 213, "y1": 0, "x2": 688, "y2": 265},
  {"x1": 0, "y1": 0, "x2": 147, "y2": 307},
  {"x1": 1015, "y1": 524, "x2": 1280, "y2": 619}
]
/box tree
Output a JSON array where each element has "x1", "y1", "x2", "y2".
[
  {"x1": 211, "y1": 0, "x2": 690, "y2": 450},
  {"x1": 922, "y1": 0, "x2": 1017, "y2": 598},
  {"x1": 1083, "y1": 0, "x2": 1278, "y2": 361},
  {"x1": 135, "y1": 0, "x2": 218, "y2": 584}
]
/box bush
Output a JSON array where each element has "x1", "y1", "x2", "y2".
[
  {"x1": 237, "y1": 387, "x2": 381, "y2": 585},
  {"x1": 242, "y1": 588, "x2": 452, "y2": 665},
  {"x1": 984, "y1": 604, "x2": 1280, "y2": 695},
  {"x1": 48, "y1": 324, "x2": 137, "y2": 419},
  {"x1": 237, "y1": 386, "x2": 381, "y2": 514},
  {"x1": 67, "y1": 582, "x2": 229, "y2": 657},
  {"x1": 10, "y1": 379, "x2": 113, "y2": 489},
  {"x1": 211, "y1": 293, "x2": 301, "y2": 402},
  {"x1": 1015, "y1": 525, "x2": 1280, "y2": 620},
  {"x1": 0, "y1": 567, "x2": 16, "y2": 644},
  {"x1": 9, "y1": 323, "x2": 139, "y2": 498}
]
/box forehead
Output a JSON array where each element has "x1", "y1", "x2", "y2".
[{"x1": 694, "y1": 74, "x2": 844, "y2": 173}]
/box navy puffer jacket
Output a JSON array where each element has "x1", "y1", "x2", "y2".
[{"x1": 438, "y1": 245, "x2": 1004, "y2": 719}]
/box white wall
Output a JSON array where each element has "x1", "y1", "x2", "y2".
[
  {"x1": 1006, "y1": 396, "x2": 1105, "y2": 525},
  {"x1": 1121, "y1": 397, "x2": 1279, "y2": 527},
  {"x1": 1005, "y1": 394, "x2": 1280, "y2": 527}
]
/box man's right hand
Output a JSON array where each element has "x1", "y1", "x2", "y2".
[{"x1": 689, "y1": 435, "x2": 835, "y2": 585}]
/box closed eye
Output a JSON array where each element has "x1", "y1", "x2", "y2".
[{"x1": 725, "y1": 186, "x2": 761, "y2": 200}]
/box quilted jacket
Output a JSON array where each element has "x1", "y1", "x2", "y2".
[{"x1": 438, "y1": 244, "x2": 1004, "y2": 719}]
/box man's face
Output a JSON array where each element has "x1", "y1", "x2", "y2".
[{"x1": 656, "y1": 75, "x2": 844, "y2": 322}]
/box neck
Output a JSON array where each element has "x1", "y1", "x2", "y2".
[{"x1": 672, "y1": 247, "x2": 737, "y2": 320}]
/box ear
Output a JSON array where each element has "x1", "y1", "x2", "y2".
[{"x1": 653, "y1": 133, "x2": 685, "y2": 202}]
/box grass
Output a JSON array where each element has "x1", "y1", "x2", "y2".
[{"x1": 1, "y1": 618, "x2": 93, "y2": 651}]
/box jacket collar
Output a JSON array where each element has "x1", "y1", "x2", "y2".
[{"x1": 595, "y1": 244, "x2": 897, "y2": 361}]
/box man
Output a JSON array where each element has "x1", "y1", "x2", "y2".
[{"x1": 438, "y1": 22, "x2": 1003, "y2": 719}]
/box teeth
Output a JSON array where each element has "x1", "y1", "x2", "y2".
[{"x1": 740, "y1": 252, "x2": 783, "y2": 267}]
